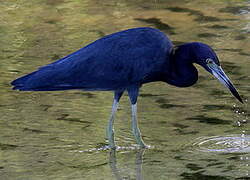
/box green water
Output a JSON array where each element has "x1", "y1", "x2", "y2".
[{"x1": 1, "y1": 0, "x2": 250, "y2": 179}]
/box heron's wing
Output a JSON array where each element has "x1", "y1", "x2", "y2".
[{"x1": 11, "y1": 28, "x2": 171, "y2": 91}]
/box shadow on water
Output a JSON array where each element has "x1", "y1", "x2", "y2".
[
  {"x1": 215, "y1": 47, "x2": 250, "y2": 58},
  {"x1": 139, "y1": 93, "x2": 162, "y2": 97},
  {"x1": 202, "y1": 104, "x2": 232, "y2": 111},
  {"x1": 155, "y1": 97, "x2": 186, "y2": 109},
  {"x1": 186, "y1": 115, "x2": 231, "y2": 125},
  {"x1": 134, "y1": 18, "x2": 176, "y2": 34},
  {"x1": 221, "y1": 62, "x2": 242, "y2": 76},
  {"x1": 206, "y1": 24, "x2": 229, "y2": 29},
  {"x1": 166, "y1": 7, "x2": 221, "y2": 22},
  {"x1": 219, "y1": 6, "x2": 246, "y2": 14},
  {"x1": 234, "y1": 35, "x2": 247, "y2": 40},
  {"x1": 0, "y1": 143, "x2": 19, "y2": 150},
  {"x1": 197, "y1": 33, "x2": 220, "y2": 38},
  {"x1": 46, "y1": 0, "x2": 65, "y2": 6},
  {"x1": 180, "y1": 172, "x2": 231, "y2": 180},
  {"x1": 56, "y1": 113, "x2": 92, "y2": 125},
  {"x1": 89, "y1": 29, "x2": 106, "y2": 38}
]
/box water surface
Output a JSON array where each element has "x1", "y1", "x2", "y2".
[{"x1": 0, "y1": 0, "x2": 250, "y2": 179}]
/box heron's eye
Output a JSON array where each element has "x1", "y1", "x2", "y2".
[{"x1": 206, "y1": 58, "x2": 213, "y2": 64}]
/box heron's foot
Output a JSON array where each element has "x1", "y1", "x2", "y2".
[
  {"x1": 136, "y1": 139, "x2": 147, "y2": 149},
  {"x1": 133, "y1": 130, "x2": 147, "y2": 148}
]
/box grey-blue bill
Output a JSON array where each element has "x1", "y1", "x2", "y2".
[{"x1": 207, "y1": 63, "x2": 243, "y2": 103}]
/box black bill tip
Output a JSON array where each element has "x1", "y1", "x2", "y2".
[
  {"x1": 207, "y1": 63, "x2": 244, "y2": 104},
  {"x1": 230, "y1": 87, "x2": 244, "y2": 104}
]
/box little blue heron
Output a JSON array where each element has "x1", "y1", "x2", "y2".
[{"x1": 11, "y1": 27, "x2": 243, "y2": 149}]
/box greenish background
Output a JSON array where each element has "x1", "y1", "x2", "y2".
[{"x1": 0, "y1": 0, "x2": 249, "y2": 179}]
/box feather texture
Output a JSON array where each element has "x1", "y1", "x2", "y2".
[{"x1": 11, "y1": 27, "x2": 172, "y2": 91}]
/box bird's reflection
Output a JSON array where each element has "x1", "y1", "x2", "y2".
[{"x1": 109, "y1": 149, "x2": 145, "y2": 180}]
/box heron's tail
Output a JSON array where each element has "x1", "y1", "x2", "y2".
[
  {"x1": 11, "y1": 71, "x2": 40, "y2": 91},
  {"x1": 11, "y1": 64, "x2": 85, "y2": 91},
  {"x1": 11, "y1": 64, "x2": 72, "y2": 91}
]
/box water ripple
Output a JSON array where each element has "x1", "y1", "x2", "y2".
[{"x1": 192, "y1": 135, "x2": 250, "y2": 153}]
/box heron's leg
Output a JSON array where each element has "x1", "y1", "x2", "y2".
[
  {"x1": 128, "y1": 86, "x2": 146, "y2": 148},
  {"x1": 107, "y1": 100, "x2": 118, "y2": 149},
  {"x1": 131, "y1": 103, "x2": 146, "y2": 148},
  {"x1": 107, "y1": 91, "x2": 123, "y2": 149}
]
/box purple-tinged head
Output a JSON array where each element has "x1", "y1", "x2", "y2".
[{"x1": 190, "y1": 42, "x2": 243, "y2": 103}]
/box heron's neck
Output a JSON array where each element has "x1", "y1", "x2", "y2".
[{"x1": 166, "y1": 43, "x2": 198, "y2": 87}]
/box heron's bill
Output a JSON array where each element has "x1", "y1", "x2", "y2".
[{"x1": 207, "y1": 63, "x2": 243, "y2": 103}]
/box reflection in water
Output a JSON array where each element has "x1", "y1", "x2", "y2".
[
  {"x1": 109, "y1": 149, "x2": 145, "y2": 180},
  {"x1": 186, "y1": 115, "x2": 231, "y2": 125}
]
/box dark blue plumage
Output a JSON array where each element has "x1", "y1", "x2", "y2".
[
  {"x1": 11, "y1": 27, "x2": 243, "y2": 148},
  {"x1": 12, "y1": 28, "x2": 172, "y2": 91}
]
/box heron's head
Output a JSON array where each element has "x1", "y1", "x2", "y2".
[{"x1": 191, "y1": 42, "x2": 243, "y2": 103}]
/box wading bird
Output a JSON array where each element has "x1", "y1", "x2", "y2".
[{"x1": 11, "y1": 27, "x2": 243, "y2": 149}]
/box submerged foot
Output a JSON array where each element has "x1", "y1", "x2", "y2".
[
  {"x1": 137, "y1": 140, "x2": 148, "y2": 149},
  {"x1": 133, "y1": 133, "x2": 148, "y2": 148}
]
